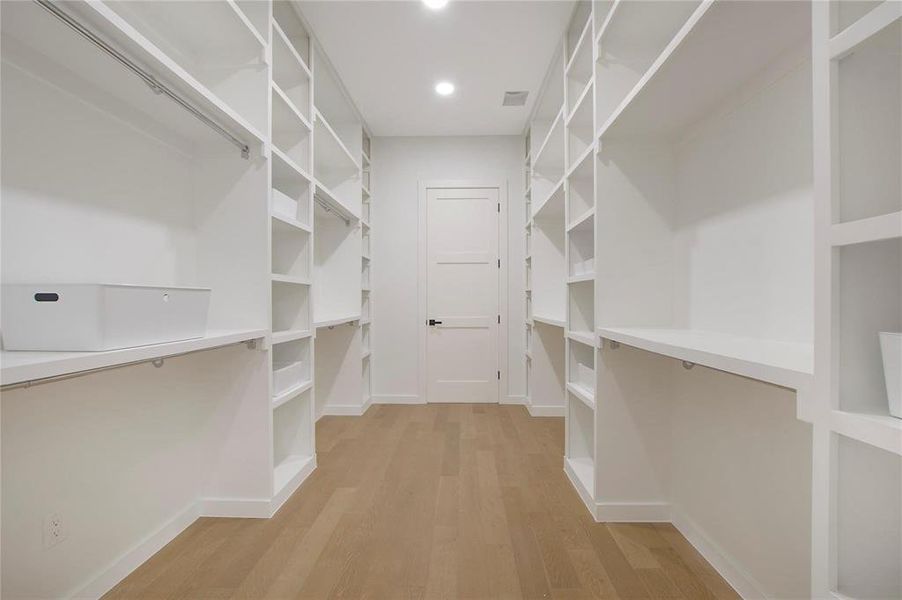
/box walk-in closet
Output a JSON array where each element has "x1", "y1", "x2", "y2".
[{"x1": 1, "y1": 1, "x2": 899, "y2": 598}]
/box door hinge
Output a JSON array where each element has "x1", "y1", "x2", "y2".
[
  {"x1": 497, "y1": 314, "x2": 500, "y2": 324},
  {"x1": 497, "y1": 258, "x2": 500, "y2": 268},
  {"x1": 497, "y1": 202, "x2": 500, "y2": 213},
  {"x1": 497, "y1": 370, "x2": 501, "y2": 380}
]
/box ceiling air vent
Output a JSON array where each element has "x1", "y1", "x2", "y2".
[{"x1": 502, "y1": 91, "x2": 529, "y2": 107}]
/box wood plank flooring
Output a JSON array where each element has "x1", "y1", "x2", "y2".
[{"x1": 104, "y1": 404, "x2": 739, "y2": 599}]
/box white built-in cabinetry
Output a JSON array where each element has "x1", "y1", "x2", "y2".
[
  {"x1": 525, "y1": 1, "x2": 900, "y2": 597},
  {"x1": 812, "y1": 2, "x2": 901, "y2": 598},
  {"x1": 0, "y1": 2, "x2": 372, "y2": 596}
]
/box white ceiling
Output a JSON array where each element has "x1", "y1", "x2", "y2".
[{"x1": 298, "y1": 1, "x2": 575, "y2": 137}]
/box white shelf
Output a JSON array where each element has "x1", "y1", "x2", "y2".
[
  {"x1": 533, "y1": 314, "x2": 566, "y2": 329},
  {"x1": 314, "y1": 108, "x2": 361, "y2": 171},
  {"x1": 830, "y1": 410, "x2": 902, "y2": 457},
  {"x1": 272, "y1": 82, "x2": 312, "y2": 132},
  {"x1": 532, "y1": 108, "x2": 565, "y2": 169},
  {"x1": 271, "y1": 273, "x2": 311, "y2": 286},
  {"x1": 567, "y1": 207, "x2": 595, "y2": 233},
  {"x1": 567, "y1": 273, "x2": 594, "y2": 284},
  {"x1": 273, "y1": 454, "x2": 314, "y2": 496},
  {"x1": 598, "y1": 0, "x2": 810, "y2": 141},
  {"x1": 272, "y1": 19, "x2": 311, "y2": 78},
  {"x1": 1, "y1": 329, "x2": 267, "y2": 387},
  {"x1": 272, "y1": 212, "x2": 312, "y2": 234},
  {"x1": 597, "y1": 327, "x2": 813, "y2": 391},
  {"x1": 829, "y1": 0, "x2": 902, "y2": 60},
  {"x1": 272, "y1": 379, "x2": 313, "y2": 410},
  {"x1": 533, "y1": 178, "x2": 565, "y2": 221},
  {"x1": 314, "y1": 314, "x2": 361, "y2": 329},
  {"x1": 567, "y1": 382, "x2": 596, "y2": 410},
  {"x1": 832, "y1": 211, "x2": 902, "y2": 247},
  {"x1": 567, "y1": 330, "x2": 595, "y2": 347},
  {"x1": 271, "y1": 329, "x2": 313, "y2": 345},
  {"x1": 565, "y1": 142, "x2": 595, "y2": 180},
  {"x1": 565, "y1": 14, "x2": 593, "y2": 79},
  {"x1": 272, "y1": 147, "x2": 312, "y2": 186}
]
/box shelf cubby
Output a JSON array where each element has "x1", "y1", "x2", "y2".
[
  {"x1": 233, "y1": 0, "x2": 269, "y2": 43},
  {"x1": 837, "y1": 237, "x2": 901, "y2": 421},
  {"x1": 566, "y1": 149, "x2": 595, "y2": 225},
  {"x1": 835, "y1": 17, "x2": 900, "y2": 223},
  {"x1": 566, "y1": 392, "x2": 595, "y2": 494},
  {"x1": 272, "y1": 337, "x2": 312, "y2": 406},
  {"x1": 272, "y1": 280, "x2": 310, "y2": 336},
  {"x1": 103, "y1": 0, "x2": 269, "y2": 135},
  {"x1": 566, "y1": 17, "x2": 594, "y2": 115},
  {"x1": 566, "y1": 80, "x2": 594, "y2": 165},
  {"x1": 272, "y1": 219, "x2": 311, "y2": 281},
  {"x1": 314, "y1": 48, "x2": 363, "y2": 160},
  {"x1": 595, "y1": 0, "x2": 701, "y2": 133},
  {"x1": 272, "y1": 149, "x2": 312, "y2": 226},
  {"x1": 314, "y1": 110, "x2": 361, "y2": 218},
  {"x1": 272, "y1": 1, "x2": 310, "y2": 68},
  {"x1": 568, "y1": 280, "x2": 595, "y2": 337},
  {"x1": 272, "y1": 24, "x2": 311, "y2": 122},
  {"x1": 273, "y1": 387, "x2": 314, "y2": 493},
  {"x1": 314, "y1": 203, "x2": 361, "y2": 325},
  {"x1": 567, "y1": 221, "x2": 594, "y2": 280},
  {"x1": 531, "y1": 217, "x2": 567, "y2": 326},
  {"x1": 835, "y1": 435, "x2": 901, "y2": 599},
  {"x1": 568, "y1": 330, "x2": 596, "y2": 396},
  {"x1": 272, "y1": 86, "x2": 311, "y2": 170}
]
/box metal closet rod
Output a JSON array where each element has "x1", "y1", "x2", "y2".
[
  {"x1": 314, "y1": 194, "x2": 350, "y2": 225},
  {"x1": 34, "y1": 0, "x2": 250, "y2": 159}
]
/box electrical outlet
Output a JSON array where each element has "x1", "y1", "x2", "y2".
[{"x1": 43, "y1": 512, "x2": 66, "y2": 549}]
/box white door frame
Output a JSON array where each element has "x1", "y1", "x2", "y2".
[{"x1": 418, "y1": 179, "x2": 509, "y2": 404}]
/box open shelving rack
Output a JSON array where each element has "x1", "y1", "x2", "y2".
[
  {"x1": 0, "y1": 7, "x2": 376, "y2": 586},
  {"x1": 524, "y1": 1, "x2": 901, "y2": 597}
]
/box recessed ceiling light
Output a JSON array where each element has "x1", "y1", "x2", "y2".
[
  {"x1": 435, "y1": 81, "x2": 455, "y2": 96},
  {"x1": 422, "y1": 0, "x2": 449, "y2": 10}
]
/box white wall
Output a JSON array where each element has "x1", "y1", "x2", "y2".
[{"x1": 371, "y1": 136, "x2": 525, "y2": 403}]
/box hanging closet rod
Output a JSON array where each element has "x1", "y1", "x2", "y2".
[
  {"x1": 33, "y1": 0, "x2": 251, "y2": 159},
  {"x1": 0, "y1": 338, "x2": 261, "y2": 392},
  {"x1": 314, "y1": 194, "x2": 351, "y2": 225}
]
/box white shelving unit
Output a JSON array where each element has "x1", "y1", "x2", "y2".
[
  {"x1": 529, "y1": 2, "x2": 834, "y2": 596},
  {"x1": 523, "y1": 25, "x2": 568, "y2": 418},
  {"x1": 811, "y1": 3, "x2": 902, "y2": 598},
  {"x1": 0, "y1": 2, "x2": 374, "y2": 596},
  {"x1": 268, "y1": 1, "x2": 315, "y2": 502}
]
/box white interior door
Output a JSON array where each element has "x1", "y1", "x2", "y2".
[{"x1": 426, "y1": 187, "x2": 500, "y2": 403}]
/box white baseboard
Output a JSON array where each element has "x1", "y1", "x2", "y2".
[
  {"x1": 595, "y1": 501, "x2": 672, "y2": 523},
  {"x1": 73, "y1": 502, "x2": 201, "y2": 599},
  {"x1": 671, "y1": 509, "x2": 767, "y2": 599},
  {"x1": 527, "y1": 404, "x2": 565, "y2": 417},
  {"x1": 200, "y1": 497, "x2": 272, "y2": 519},
  {"x1": 361, "y1": 394, "x2": 373, "y2": 414},
  {"x1": 371, "y1": 394, "x2": 423, "y2": 404},
  {"x1": 320, "y1": 404, "x2": 369, "y2": 416},
  {"x1": 501, "y1": 394, "x2": 527, "y2": 405}
]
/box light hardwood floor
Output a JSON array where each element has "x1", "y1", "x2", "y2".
[{"x1": 104, "y1": 404, "x2": 739, "y2": 599}]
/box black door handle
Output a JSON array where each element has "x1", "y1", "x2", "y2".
[{"x1": 428, "y1": 319, "x2": 443, "y2": 326}]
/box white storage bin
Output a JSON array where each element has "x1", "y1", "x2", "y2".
[
  {"x1": 273, "y1": 360, "x2": 307, "y2": 396},
  {"x1": 880, "y1": 332, "x2": 901, "y2": 418},
  {"x1": 1, "y1": 284, "x2": 210, "y2": 351}
]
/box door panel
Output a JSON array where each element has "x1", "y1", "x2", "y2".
[{"x1": 426, "y1": 187, "x2": 499, "y2": 403}]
